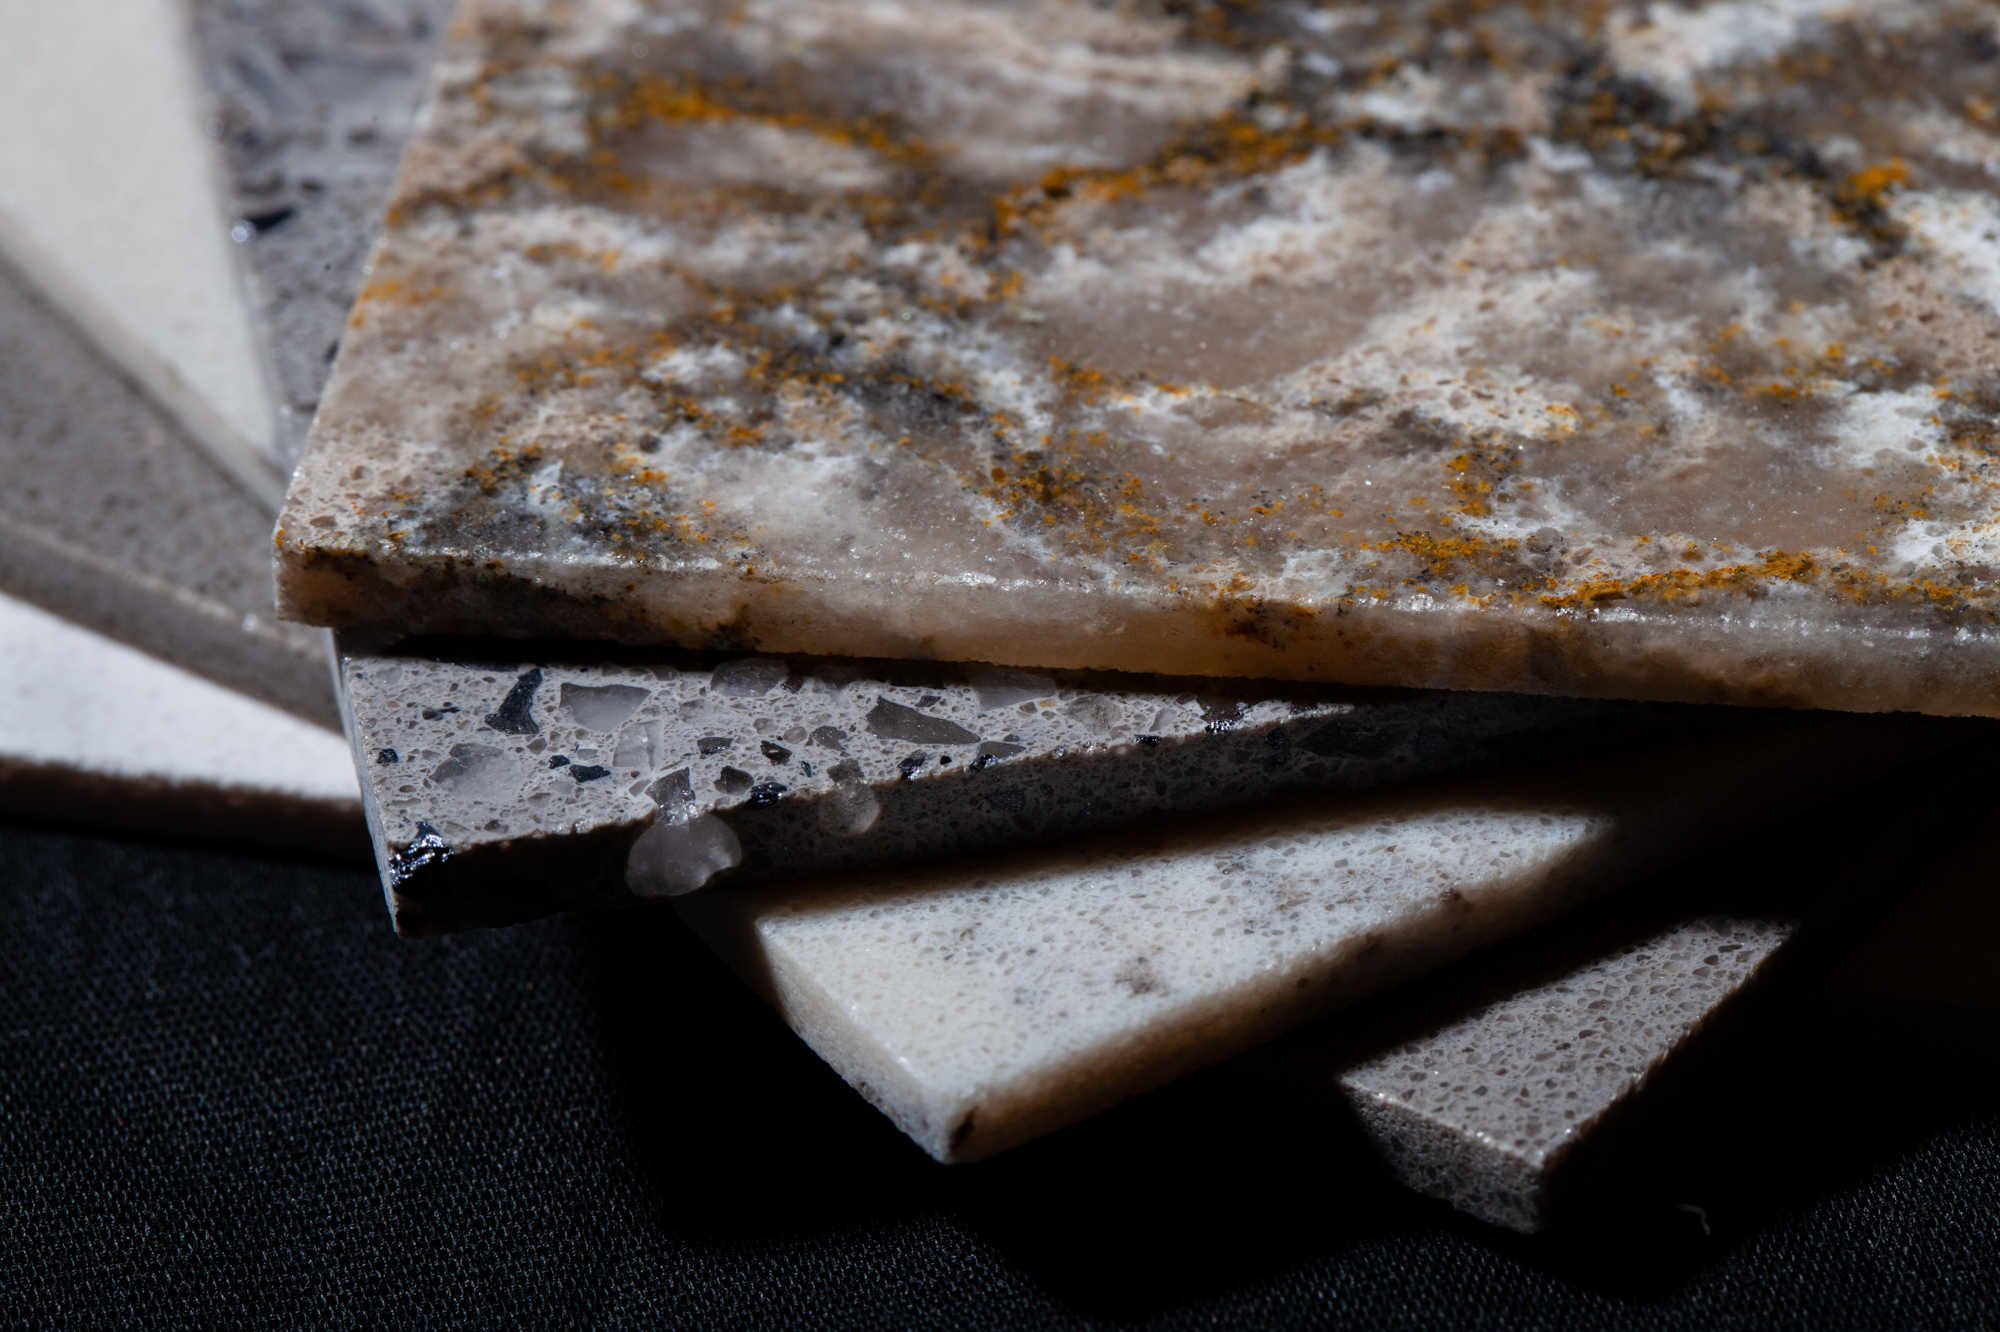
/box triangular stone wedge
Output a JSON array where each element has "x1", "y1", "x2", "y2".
[
  {"x1": 0, "y1": 0, "x2": 282, "y2": 507},
  {"x1": 674, "y1": 715, "x2": 1952, "y2": 1163}
]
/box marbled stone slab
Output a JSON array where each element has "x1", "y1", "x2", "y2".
[
  {"x1": 280, "y1": 0, "x2": 2000, "y2": 716},
  {"x1": 674, "y1": 713, "x2": 1948, "y2": 1162},
  {"x1": 0, "y1": 590, "x2": 363, "y2": 858},
  {"x1": 336, "y1": 632, "x2": 1734, "y2": 935},
  {"x1": 188, "y1": 0, "x2": 457, "y2": 469},
  {"x1": 0, "y1": 0, "x2": 282, "y2": 505},
  {"x1": 0, "y1": 261, "x2": 339, "y2": 727}
]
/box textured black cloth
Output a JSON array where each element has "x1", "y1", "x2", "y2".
[{"x1": 4, "y1": 820, "x2": 1998, "y2": 1329}]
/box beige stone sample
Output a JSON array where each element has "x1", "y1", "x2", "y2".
[
  {"x1": 0, "y1": 0, "x2": 282, "y2": 505},
  {"x1": 676, "y1": 713, "x2": 1947, "y2": 1162},
  {"x1": 278, "y1": 0, "x2": 2000, "y2": 715}
]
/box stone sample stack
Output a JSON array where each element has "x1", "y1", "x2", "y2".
[
  {"x1": 8, "y1": 0, "x2": 1995, "y2": 1233},
  {"x1": 275, "y1": 0, "x2": 2000, "y2": 714}
]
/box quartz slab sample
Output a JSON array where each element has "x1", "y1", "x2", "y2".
[
  {"x1": 280, "y1": 0, "x2": 2000, "y2": 716},
  {"x1": 0, "y1": 260, "x2": 339, "y2": 728},
  {"x1": 1322, "y1": 912, "x2": 1794, "y2": 1232},
  {"x1": 675, "y1": 713, "x2": 1948, "y2": 1163},
  {"x1": 337, "y1": 633, "x2": 1731, "y2": 936},
  {"x1": 0, "y1": 0, "x2": 282, "y2": 505},
  {"x1": 188, "y1": 0, "x2": 457, "y2": 468},
  {"x1": 0, "y1": 591, "x2": 364, "y2": 858}
]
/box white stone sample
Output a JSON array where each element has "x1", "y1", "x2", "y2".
[
  {"x1": 676, "y1": 714, "x2": 1947, "y2": 1162},
  {"x1": 0, "y1": 0, "x2": 282, "y2": 506},
  {"x1": 0, "y1": 591, "x2": 362, "y2": 854}
]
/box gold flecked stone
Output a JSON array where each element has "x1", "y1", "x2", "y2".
[{"x1": 278, "y1": 0, "x2": 2000, "y2": 715}]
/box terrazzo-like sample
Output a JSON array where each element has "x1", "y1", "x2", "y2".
[
  {"x1": 0, "y1": 0, "x2": 282, "y2": 505},
  {"x1": 675, "y1": 714, "x2": 1946, "y2": 1162},
  {"x1": 189, "y1": 0, "x2": 457, "y2": 468},
  {"x1": 0, "y1": 591, "x2": 363, "y2": 857},
  {"x1": 1330, "y1": 914, "x2": 1793, "y2": 1231},
  {"x1": 338, "y1": 634, "x2": 1722, "y2": 935},
  {"x1": 281, "y1": 0, "x2": 2000, "y2": 716},
  {"x1": 0, "y1": 261, "x2": 338, "y2": 727}
]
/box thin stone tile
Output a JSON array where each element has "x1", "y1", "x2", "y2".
[
  {"x1": 188, "y1": 0, "x2": 456, "y2": 469},
  {"x1": 278, "y1": 0, "x2": 2000, "y2": 715},
  {"x1": 0, "y1": 263, "x2": 338, "y2": 727},
  {"x1": 0, "y1": 590, "x2": 363, "y2": 858},
  {"x1": 1327, "y1": 914, "x2": 1796, "y2": 1232},
  {"x1": 672, "y1": 714, "x2": 1954, "y2": 1163},
  {"x1": 0, "y1": 0, "x2": 281, "y2": 504},
  {"x1": 335, "y1": 633, "x2": 1746, "y2": 936}
]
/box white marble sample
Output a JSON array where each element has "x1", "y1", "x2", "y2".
[
  {"x1": 676, "y1": 714, "x2": 1947, "y2": 1162},
  {"x1": 0, "y1": 590, "x2": 362, "y2": 856},
  {"x1": 0, "y1": 0, "x2": 282, "y2": 505},
  {"x1": 278, "y1": 0, "x2": 2000, "y2": 716},
  {"x1": 337, "y1": 635, "x2": 1703, "y2": 934},
  {"x1": 1330, "y1": 914, "x2": 1793, "y2": 1232}
]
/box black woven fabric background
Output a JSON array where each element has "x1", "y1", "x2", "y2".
[{"x1": 4, "y1": 818, "x2": 1997, "y2": 1329}]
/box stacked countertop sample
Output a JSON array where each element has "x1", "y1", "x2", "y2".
[
  {"x1": 276, "y1": 0, "x2": 2000, "y2": 714},
  {"x1": 4, "y1": 0, "x2": 1994, "y2": 1238}
]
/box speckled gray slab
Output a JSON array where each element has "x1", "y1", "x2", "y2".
[
  {"x1": 675, "y1": 713, "x2": 1952, "y2": 1163},
  {"x1": 0, "y1": 260, "x2": 337, "y2": 727},
  {"x1": 188, "y1": 0, "x2": 456, "y2": 468},
  {"x1": 335, "y1": 633, "x2": 1740, "y2": 935},
  {"x1": 1324, "y1": 913, "x2": 1794, "y2": 1232}
]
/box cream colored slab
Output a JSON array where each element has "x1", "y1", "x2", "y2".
[
  {"x1": 0, "y1": 591, "x2": 362, "y2": 854},
  {"x1": 677, "y1": 715, "x2": 1944, "y2": 1163},
  {"x1": 0, "y1": 0, "x2": 282, "y2": 507}
]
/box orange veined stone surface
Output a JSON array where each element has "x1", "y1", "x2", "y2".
[{"x1": 277, "y1": 0, "x2": 2000, "y2": 715}]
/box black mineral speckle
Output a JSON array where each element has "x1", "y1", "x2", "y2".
[
  {"x1": 376, "y1": 748, "x2": 399, "y2": 764},
  {"x1": 570, "y1": 764, "x2": 611, "y2": 783},
  {"x1": 420, "y1": 704, "x2": 460, "y2": 720},
  {"x1": 868, "y1": 696, "x2": 981, "y2": 746},
  {"x1": 1136, "y1": 734, "x2": 1161, "y2": 747},
  {"x1": 484, "y1": 668, "x2": 543, "y2": 735},
  {"x1": 548, "y1": 755, "x2": 569, "y2": 768},
  {"x1": 699, "y1": 736, "x2": 733, "y2": 756},
  {"x1": 760, "y1": 740, "x2": 792, "y2": 764},
  {"x1": 386, "y1": 822, "x2": 453, "y2": 886},
  {"x1": 747, "y1": 781, "x2": 788, "y2": 807},
  {"x1": 898, "y1": 751, "x2": 931, "y2": 781}
]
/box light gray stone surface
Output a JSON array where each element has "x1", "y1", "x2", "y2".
[
  {"x1": 189, "y1": 0, "x2": 456, "y2": 468},
  {"x1": 0, "y1": 589, "x2": 364, "y2": 857},
  {"x1": 0, "y1": 262, "x2": 338, "y2": 727},
  {"x1": 1328, "y1": 913, "x2": 1794, "y2": 1232},
  {"x1": 335, "y1": 633, "x2": 1734, "y2": 935},
  {"x1": 674, "y1": 714, "x2": 1951, "y2": 1163}
]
